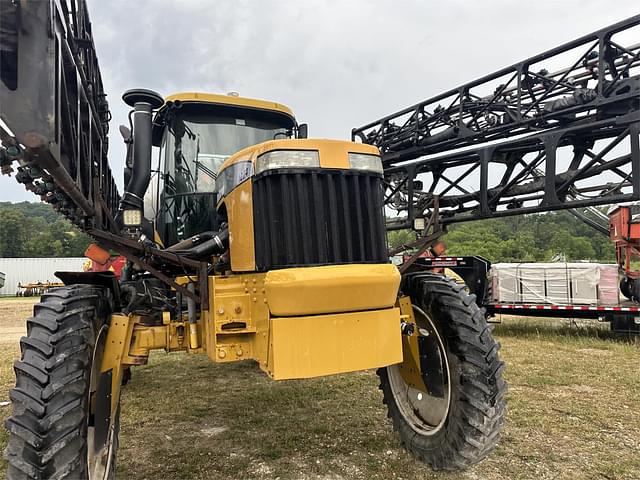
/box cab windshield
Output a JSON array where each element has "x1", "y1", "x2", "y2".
[
  {"x1": 166, "y1": 114, "x2": 289, "y2": 194},
  {"x1": 151, "y1": 111, "x2": 292, "y2": 245}
]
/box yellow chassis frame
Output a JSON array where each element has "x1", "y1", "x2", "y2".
[{"x1": 99, "y1": 266, "x2": 407, "y2": 413}]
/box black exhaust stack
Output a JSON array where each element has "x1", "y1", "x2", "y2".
[{"x1": 118, "y1": 89, "x2": 164, "y2": 217}]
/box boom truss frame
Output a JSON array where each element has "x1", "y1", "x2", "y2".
[
  {"x1": 0, "y1": 0, "x2": 119, "y2": 231},
  {"x1": 353, "y1": 15, "x2": 640, "y2": 233}
]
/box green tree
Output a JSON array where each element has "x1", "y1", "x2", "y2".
[
  {"x1": 0, "y1": 209, "x2": 28, "y2": 257},
  {"x1": 0, "y1": 202, "x2": 91, "y2": 257},
  {"x1": 387, "y1": 229, "x2": 415, "y2": 250},
  {"x1": 442, "y1": 210, "x2": 613, "y2": 263},
  {"x1": 548, "y1": 231, "x2": 596, "y2": 261}
]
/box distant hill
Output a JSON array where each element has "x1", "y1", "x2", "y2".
[
  {"x1": 0, "y1": 201, "x2": 61, "y2": 223},
  {"x1": 388, "y1": 210, "x2": 616, "y2": 263},
  {"x1": 0, "y1": 202, "x2": 91, "y2": 258}
]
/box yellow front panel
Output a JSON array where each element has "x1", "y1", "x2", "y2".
[
  {"x1": 316, "y1": 140, "x2": 350, "y2": 169},
  {"x1": 225, "y1": 180, "x2": 256, "y2": 271},
  {"x1": 269, "y1": 308, "x2": 402, "y2": 380},
  {"x1": 265, "y1": 264, "x2": 400, "y2": 316},
  {"x1": 218, "y1": 138, "x2": 380, "y2": 170}
]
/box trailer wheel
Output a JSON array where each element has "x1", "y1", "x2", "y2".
[
  {"x1": 4, "y1": 284, "x2": 121, "y2": 480},
  {"x1": 378, "y1": 273, "x2": 507, "y2": 471}
]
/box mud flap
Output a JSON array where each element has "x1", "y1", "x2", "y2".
[
  {"x1": 93, "y1": 369, "x2": 113, "y2": 454},
  {"x1": 418, "y1": 334, "x2": 446, "y2": 398}
]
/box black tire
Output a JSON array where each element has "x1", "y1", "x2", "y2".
[
  {"x1": 378, "y1": 273, "x2": 507, "y2": 471},
  {"x1": 4, "y1": 284, "x2": 120, "y2": 480},
  {"x1": 620, "y1": 277, "x2": 634, "y2": 301},
  {"x1": 620, "y1": 277, "x2": 640, "y2": 303}
]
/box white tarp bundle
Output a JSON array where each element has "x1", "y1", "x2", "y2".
[{"x1": 490, "y1": 263, "x2": 619, "y2": 305}]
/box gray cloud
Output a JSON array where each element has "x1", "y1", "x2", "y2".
[{"x1": 2, "y1": 0, "x2": 638, "y2": 201}]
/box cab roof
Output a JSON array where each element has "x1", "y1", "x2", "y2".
[
  {"x1": 165, "y1": 92, "x2": 295, "y2": 119},
  {"x1": 152, "y1": 92, "x2": 296, "y2": 146}
]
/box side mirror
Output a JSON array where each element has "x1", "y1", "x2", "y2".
[
  {"x1": 412, "y1": 180, "x2": 424, "y2": 191},
  {"x1": 298, "y1": 123, "x2": 308, "y2": 139},
  {"x1": 120, "y1": 125, "x2": 133, "y2": 186},
  {"x1": 119, "y1": 124, "x2": 132, "y2": 141}
]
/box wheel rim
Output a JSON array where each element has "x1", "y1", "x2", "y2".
[
  {"x1": 388, "y1": 305, "x2": 451, "y2": 436},
  {"x1": 87, "y1": 325, "x2": 116, "y2": 479}
]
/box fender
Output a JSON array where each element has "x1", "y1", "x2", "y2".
[{"x1": 56, "y1": 270, "x2": 121, "y2": 305}]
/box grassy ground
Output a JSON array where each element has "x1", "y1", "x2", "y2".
[{"x1": 0, "y1": 299, "x2": 638, "y2": 479}]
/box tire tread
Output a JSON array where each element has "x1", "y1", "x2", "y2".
[
  {"x1": 378, "y1": 273, "x2": 507, "y2": 471},
  {"x1": 4, "y1": 284, "x2": 115, "y2": 479}
]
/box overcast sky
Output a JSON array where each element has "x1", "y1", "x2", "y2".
[{"x1": 1, "y1": 0, "x2": 639, "y2": 202}]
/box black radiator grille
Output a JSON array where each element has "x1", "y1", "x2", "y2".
[{"x1": 253, "y1": 169, "x2": 388, "y2": 270}]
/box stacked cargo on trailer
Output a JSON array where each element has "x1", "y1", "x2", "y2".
[
  {"x1": 490, "y1": 263, "x2": 619, "y2": 305},
  {"x1": 409, "y1": 256, "x2": 640, "y2": 333},
  {"x1": 484, "y1": 262, "x2": 639, "y2": 333}
]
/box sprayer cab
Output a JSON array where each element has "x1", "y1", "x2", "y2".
[{"x1": 126, "y1": 91, "x2": 303, "y2": 248}]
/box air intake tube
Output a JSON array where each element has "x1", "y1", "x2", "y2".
[
  {"x1": 117, "y1": 89, "x2": 164, "y2": 217},
  {"x1": 169, "y1": 227, "x2": 229, "y2": 260}
]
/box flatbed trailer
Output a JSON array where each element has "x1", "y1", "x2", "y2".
[
  {"x1": 414, "y1": 256, "x2": 640, "y2": 333},
  {"x1": 487, "y1": 301, "x2": 640, "y2": 319}
]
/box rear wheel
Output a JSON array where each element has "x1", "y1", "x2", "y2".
[
  {"x1": 378, "y1": 273, "x2": 507, "y2": 471},
  {"x1": 4, "y1": 284, "x2": 121, "y2": 479}
]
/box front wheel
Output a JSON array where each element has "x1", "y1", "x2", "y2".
[
  {"x1": 378, "y1": 273, "x2": 507, "y2": 471},
  {"x1": 4, "y1": 284, "x2": 121, "y2": 479}
]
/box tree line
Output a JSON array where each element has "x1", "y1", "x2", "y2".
[
  {"x1": 0, "y1": 202, "x2": 616, "y2": 262},
  {"x1": 388, "y1": 211, "x2": 616, "y2": 263},
  {"x1": 0, "y1": 202, "x2": 91, "y2": 258}
]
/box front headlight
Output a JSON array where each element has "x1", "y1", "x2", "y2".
[
  {"x1": 348, "y1": 152, "x2": 383, "y2": 174},
  {"x1": 255, "y1": 150, "x2": 320, "y2": 174}
]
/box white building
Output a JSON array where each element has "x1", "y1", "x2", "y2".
[{"x1": 0, "y1": 257, "x2": 86, "y2": 296}]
